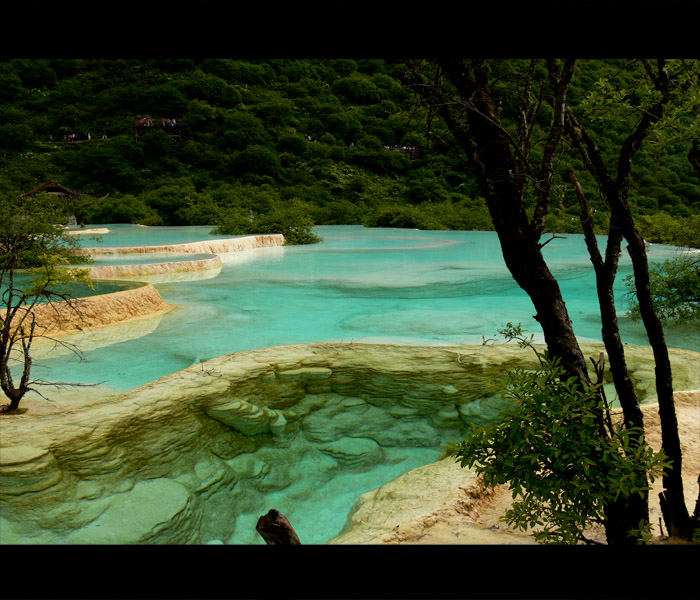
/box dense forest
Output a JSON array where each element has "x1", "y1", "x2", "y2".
[{"x1": 1, "y1": 58, "x2": 698, "y2": 247}]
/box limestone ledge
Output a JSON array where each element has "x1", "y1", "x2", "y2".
[
  {"x1": 80, "y1": 234, "x2": 285, "y2": 256},
  {"x1": 328, "y1": 455, "x2": 525, "y2": 545},
  {"x1": 0, "y1": 282, "x2": 173, "y2": 336},
  {"x1": 0, "y1": 342, "x2": 698, "y2": 544},
  {"x1": 75, "y1": 234, "x2": 284, "y2": 283},
  {"x1": 86, "y1": 255, "x2": 222, "y2": 283},
  {"x1": 66, "y1": 228, "x2": 110, "y2": 236}
]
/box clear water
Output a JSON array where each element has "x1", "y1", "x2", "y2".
[
  {"x1": 35, "y1": 224, "x2": 696, "y2": 393},
  {"x1": 70, "y1": 223, "x2": 246, "y2": 248},
  {"x1": 23, "y1": 224, "x2": 698, "y2": 544},
  {"x1": 2, "y1": 275, "x2": 141, "y2": 299}
]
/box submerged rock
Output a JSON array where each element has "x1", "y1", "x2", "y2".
[
  {"x1": 205, "y1": 397, "x2": 287, "y2": 436},
  {"x1": 65, "y1": 478, "x2": 197, "y2": 544},
  {"x1": 1, "y1": 341, "x2": 697, "y2": 545},
  {"x1": 318, "y1": 437, "x2": 384, "y2": 469}
]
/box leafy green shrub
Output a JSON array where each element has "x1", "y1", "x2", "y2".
[
  {"x1": 443, "y1": 324, "x2": 669, "y2": 544},
  {"x1": 0, "y1": 64, "x2": 23, "y2": 102},
  {"x1": 405, "y1": 177, "x2": 449, "y2": 204},
  {"x1": 87, "y1": 194, "x2": 162, "y2": 225},
  {"x1": 633, "y1": 195, "x2": 659, "y2": 211},
  {"x1": 317, "y1": 199, "x2": 365, "y2": 224},
  {"x1": 636, "y1": 213, "x2": 700, "y2": 248},
  {"x1": 327, "y1": 60, "x2": 357, "y2": 78},
  {"x1": 348, "y1": 148, "x2": 409, "y2": 175},
  {"x1": 232, "y1": 145, "x2": 282, "y2": 180},
  {"x1": 139, "y1": 84, "x2": 188, "y2": 116},
  {"x1": 277, "y1": 133, "x2": 308, "y2": 156},
  {"x1": 253, "y1": 98, "x2": 297, "y2": 128},
  {"x1": 213, "y1": 199, "x2": 321, "y2": 245},
  {"x1": 364, "y1": 204, "x2": 445, "y2": 230},
  {"x1": 219, "y1": 112, "x2": 269, "y2": 150},
  {"x1": 323, "y1": 112, "x2": 363, "y2": 146},
  {"x1": 176, "y1": 70, "x2": 241, "y2": 107},
  {"x1": 625, "y1": 253, "x2": 700, "y2": 324},
  {"x1": 332, "y1": 73, "x2": 383, "y2": 104}
]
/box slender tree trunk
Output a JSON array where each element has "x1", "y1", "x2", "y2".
[
  {"x1": 622, "y1": 217, "x2": 692, "y2": 538},
  {"x1": 563, "y1": 67, "x2": 696, "y2": 538},
  {"x1": 568, "y1": 170, "x2": 645, "y2": 429},
  {"x1": 570, "y1": 169, "x2": 649, "y2": 543}
]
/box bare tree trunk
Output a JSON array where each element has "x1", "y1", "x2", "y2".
[
  {"x1": 568, "y1": 170, "x2": 645, "y2": 430},
  {"x1": 569, "y1": 169, "x2": 650, "y2": 543},
  {"x1": 426, "y1": 59, "x2": 591, "y2": 384},
  {"x1": 399, "y1": 59, "x2": 669, "y2": 543},
  {"x1": 624, "y1": 226, "x2": 692, "y2": 538},
  {"x1": 562, "y1": 61, "x2": 695, "y2": 538}
]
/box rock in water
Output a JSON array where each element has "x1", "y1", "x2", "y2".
[{"x1": 256, "y1": 509, "x2": 301, "y2": 545}]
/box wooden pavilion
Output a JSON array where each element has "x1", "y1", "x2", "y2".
[
  {"x1": 17, "y1": 181, "x2": 104, "y2": 226},
  {"x1": 18, "y1": 181, "x2": 87, "y2": 203}
]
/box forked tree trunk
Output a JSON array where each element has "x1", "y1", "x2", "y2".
[
  {"x1": 433, "y1": 59, "x2": 591, "y2": 385},
  {"x1": 563, "y1": 76, "x2": 695, "y2": 539},
  {"x1": 400, "y1": 59, "x2": 658, "y2": 544},
  {"x1": 569, "y1": 169, "x2": 650, "y2": 544}
]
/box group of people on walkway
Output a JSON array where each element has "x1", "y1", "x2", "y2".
[
  {"x1": 383, "y1": 144, "x2": 419, "y2": 153},
  {"x1": 136, "y1": 117, "x2": 180, "y2": 127},
  {"x1": 62, "y1": 132, "x2": 91, "y2": 142}
]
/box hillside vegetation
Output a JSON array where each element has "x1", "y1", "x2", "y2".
[{"x1": 1, "y1": 59, "x2": 698, "y2": 246}]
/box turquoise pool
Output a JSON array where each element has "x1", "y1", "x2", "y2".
[
  {"x1": 34, "y1": 224, "x2": 697, "y2": 393},
  {"x1": 19, "y1": 224, "x2": 697, "y2": 545}
]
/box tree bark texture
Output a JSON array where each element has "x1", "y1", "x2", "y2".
[
  {"x1": 256, "y1": 509, "x2": 301, "y2": 545},
  {"x1": 399, "y1": 59, "x2": 693, "y2": 543},
  {"x1": 569, "y1": 169, "x2": 650, "y2": 543},
  {"x1": 419, "y1": 59, "x2": 591, "y2": 385},
  {"x1": 562, "y1": 62, "x2": 694, "y2": 538}
]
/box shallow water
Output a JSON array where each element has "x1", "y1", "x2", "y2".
[
  {"x1": 35, "y1": 224, "x2": 696, "y2": 393},
  {"x1": 2, "y1": 275, "x2": 142, "y2": 299},
  {"x1": 20, "y1": 224, "x2": 698, "y2": 544}
]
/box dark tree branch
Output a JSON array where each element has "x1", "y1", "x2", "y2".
[{"x1": 530, "y1": 59, "x2": 577, "y2": 240}]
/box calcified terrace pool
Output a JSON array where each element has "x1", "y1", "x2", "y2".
[
  {"x1": 47, "y1": 223, "x2": 697, "y2": 394},
  {"x1": 9, "y1": 223, "x2": 696, "y2": 545}
]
